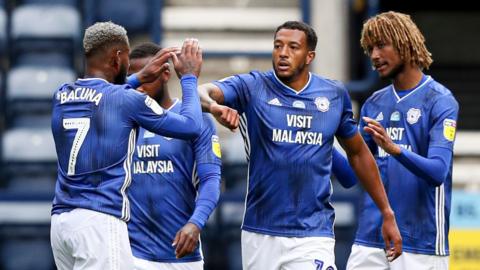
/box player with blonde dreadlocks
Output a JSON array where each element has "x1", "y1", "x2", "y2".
[{"x1": 340, "y1": 11, "x2": 458, "y2": 270}]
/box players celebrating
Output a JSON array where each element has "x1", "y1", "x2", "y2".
[{"x1": 50, "y1": 22, "x2": 203, "y2": 270}]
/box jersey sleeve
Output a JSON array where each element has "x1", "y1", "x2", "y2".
[
  {"x1": 428, "y1": 94, "x2": 459, "y2": 150},
  {"x1": 192, "y1": 114, "x2": 222, "y2": 166},
  {"x1": 122, "y1": 75, "x2": 202, "y2": 139},
  {"x1": 335, "y1": 84, "x2": 358, "y2": 139},
  {"x1": 212, "y1": 73, "x2": 255, "y2": 114}
]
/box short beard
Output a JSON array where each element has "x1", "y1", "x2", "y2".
[
  {"x1": 382, "y1": 62, "x2": 405, "y2": 80},
  {"x1": 114, "y1": 64, "x2": 128, "y2": 84},
  {"x1": 272, "y1": 60, "x2": 306, "y2": 84}
]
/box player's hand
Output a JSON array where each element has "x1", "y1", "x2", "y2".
[
  {"x1": 210, "y1": 103, "x2": 239, "y2": 131},
  {"x1": 381, "y1": 210, "x2": 402, "y2": 262},
  {"x1": 363, "y1": 117, "x2": 401, "y2": 155},
  {"x1": 136, "y1": 47, "x2": 180, "y2": 84},
  {"x1": 172, "y1": 222, "x2": 201, "y2": 259},
  {"x1": 171, "y1": 38, "x2": 202, "y2": 78}
]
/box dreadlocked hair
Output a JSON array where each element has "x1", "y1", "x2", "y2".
[{"x1": 360, "y1": 11, "x2": 433, "y2": 70}]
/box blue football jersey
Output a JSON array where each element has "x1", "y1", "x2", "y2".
[
  {"x1": 127, "y1": 100, "x2": 221, "y2": 262},
  {"x1": 354, "y1": 76, "x2": 459, "y2": 255},
  {"x1": 214, "y1": 70, "x2": 357, "y2": 237},
  {"x1": 51, "y1": 77, "x2": 201, "y2": 221}
]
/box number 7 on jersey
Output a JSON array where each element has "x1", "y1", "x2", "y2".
[{"x1": 63, "y1": 118, "x2": 90, "y2": 175}]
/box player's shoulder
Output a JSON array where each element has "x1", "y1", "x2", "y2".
[
  {"x1": 218, "y1": 70, "x2": 265, "y2": 83},
  {"x1": 365, "y1": 85, "x2": 391, "y2": 105},
  {"x1": 309, "y1": 73, "x2": 349, "y2": 98},
  {"x1": 425, "y1": 77, "x2": 456, "y2": 98},
  {"x1": 424, "y1": 77, "x2": 458, "y2": 106},
  {"x1": 310, "y1": 73, "x2": 345, "y2": 89}
]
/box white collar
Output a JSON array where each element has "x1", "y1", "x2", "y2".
[
  {"x1": 273, "y1": 71, "x2": 312, "y2": 95},
  {"x1": 77, "y1": 77, "x2": 110, "y2": 84},
  {"x1": 392, "y1": 76, "x2": 432, "y2": 103}
]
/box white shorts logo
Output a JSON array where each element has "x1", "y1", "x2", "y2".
[
  {"x1": 314, "y1": 97, "x2": 330, "y2": 112},
  {"x1": 407, "y1": 108, "x2": 421, "y2": 124},
  {"x1": 145, "y1": 96, "x2": 163, "y2": 115}
]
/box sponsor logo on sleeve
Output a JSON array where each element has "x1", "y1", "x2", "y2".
[
  {"x1": 212, "y1": 135, "x2": 222, "y2": 158},
  {"x1": 443, "y1": 119, "x2": 457, "y2": 141},
  {"x1": 145, "y1": 96, "x2": 163, "y2": 115}
]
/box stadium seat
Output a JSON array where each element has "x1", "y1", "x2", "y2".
[
  {"x1": 5, "y1": 66, "x2": 75, "y2": 123},
  {"x1": 9, "y1": 1, "x2": 81, "y2": 67},
  {"x1": 2, "y1": 128, "x2": 56, "y2": 163},
  {"x1": 7, "y1": 66, "x2": 74, "y2": 101},
  {"x1": 0, "y1": 127, "x2": 57, "y2": 193},
  {"x1": 0, "y1": 226, "x2": 54, "y2": 270},
  {"x1": 83, "y1": 0, "x2": 161, "y2": 42},
  {"x1": 0, "y1": 5, "x2": 6, "y2": 56},
  {"x1": 16, "y1": 52, "x2": 74, "y2": 68}
]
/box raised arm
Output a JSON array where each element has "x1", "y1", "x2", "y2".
[
  {"x1": 338, "y1": 132, "x2": 402, "y2": 261},
  {"x1": 124, "y1": 39, "x2": 203, "y2": 139},
  {"x1": 198, "y1": 83, "x2": 239, "y2": 130}
]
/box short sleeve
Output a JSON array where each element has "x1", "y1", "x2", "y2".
[
  {"x1": 193, "y1": 114, "x2": 222, "y2": 166},
  {"x1": 213, "y1": 73, "x2": 256, "y2": 114},
  {"x1": 335, "y1": 85, "x2": 358, "y2": 139},
  {"x1": 428, "y1": 94, "x2": 459, "y2": 150}
]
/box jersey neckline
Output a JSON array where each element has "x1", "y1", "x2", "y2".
[
  {"x1": 76, "y1": 77, "x2": 110, "y2": 84},
  {"x1": 272, "y1": 70, "x2": 312, "y2": 95},
  {"x1": 391, "y1": 75, "x2": 432, "y2": 103}
]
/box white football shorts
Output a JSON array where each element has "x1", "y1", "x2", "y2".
[
  {"x1": 50, "y1": 208, "x2": 134, "y2": 270},
  {"x1": 346, "y1": 244, "x2": 449, "y2": 270},
  {"x1": 241, "y1": 230, "x2": 337, "y2": 270}
]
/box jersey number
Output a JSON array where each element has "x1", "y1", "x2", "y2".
[{"x1": 63, "y1": 118, "x2": 90, "y2": 175}]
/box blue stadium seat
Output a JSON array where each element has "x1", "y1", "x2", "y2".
[{"x1": 84, "y1": 0, "x2": 161, "y2": 42}]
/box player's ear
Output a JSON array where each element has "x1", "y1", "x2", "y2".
[
  {"x1": 109, "y1": 49, "x2": 121, "y2": 71},
  {"x1": 161, "y1": 68, "x2": 171, "y2": 82},
  {"x1": 306, "y1": 50, "x2": 315, "y2": 65}
]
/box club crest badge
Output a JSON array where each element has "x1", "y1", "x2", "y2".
[
  {"x1": 314, "y1": 97, "x2": 330, "y2": 112},
  {"x1": 407, "y1": 108, "x2": 421, "y2": 124},
  {"x1": 390, "y1": 111, "x2": 401, "y2": 121}
]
